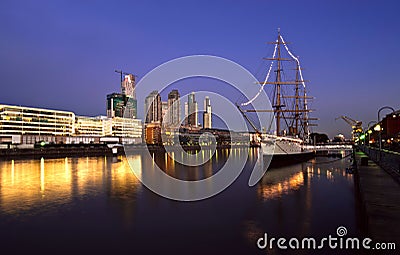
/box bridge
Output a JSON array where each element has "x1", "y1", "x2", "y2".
[{"x1": 305, "y1": 144, "x2": 353, "y2": 151}]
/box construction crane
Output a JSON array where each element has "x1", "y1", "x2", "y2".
[
  {"x1": 114, "y1": 70, "x2": 136, "y2": 83},
  {"x1": 335, "y1": 115, "x2": 363, "y2": 140}
]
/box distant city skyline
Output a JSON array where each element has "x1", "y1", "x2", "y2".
[
  {"x1": 145, "y1": 89, "x2": 213, "y2": 129},
  {"x1": 1, "y1": 1, "x2": 400, "y2": 138}
]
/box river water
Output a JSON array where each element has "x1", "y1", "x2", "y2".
[{"x1": 0, "y1": 148, "x2": 362, "y2": 254}]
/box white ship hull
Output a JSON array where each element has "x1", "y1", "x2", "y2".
[{"x1": 261, "y1": 135, "x2": 313, "y2": 156}]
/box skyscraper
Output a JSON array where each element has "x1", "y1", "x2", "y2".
[
  {"x1": 167, "y1": 90, "x2": 181, "y2": 127},
  {"x1": 161, "y1": 101, "x2": 168, "y2": 123},
  {"x1": 121, "y1": 74, "x2": 136, "y2": 99},
  {"x1": 106, "y1": 73, "x2": 137, "y2": 119},
  {"x1": 124, "y1": 98, "x2": 137, "y2": 119},
  {"x1": 144, "y1": 90, "x2": 162, "y2": 123},
  {"x1": 106, "y1": 93, "x2": 125, "y2": 118},
  {"x1": 122, "y1": 74, "x2": 137, "y2": 118},
  {"x1": 186, "y1": 92, "x2": 198, "y2": 126},
  {"x1": 106, "y1": 93, "x2": 137, "y2": 119},
  {"x1": 184, "y1": 102, "x2": 188, "y2": 126},
  {"x1": 203, "y1": 96, "x2": 212, "y2": 129}
]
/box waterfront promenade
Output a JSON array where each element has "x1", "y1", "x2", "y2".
[{"x1": 355, "y1": 149, "x2": 400, "y2": 242}]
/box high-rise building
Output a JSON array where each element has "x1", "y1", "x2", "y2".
[
  {"x1": 106, "y1": 73, "x2": 137, "y2": 119},
  {"x1": 184, "y1": 102, "x2": 188, "y2": 126},
  {"x1": 106, "y1": 93, "x2": 137, "y2": 119},
  {"x1": 167, "y1": 90, "x2": 181, "y2": 127},
  {"x1": 121, "y1": 74, "x2": 136, "y2": 99},
  {"x1": 203, "y1": 96, "x2": 212, "y2": 129},
  {"x1": 106, "y1": 93, "x2": 126, "y2": 118},
  {"x1": 121, "y1": 74, "x2": 137, "y2": 118},
  {"x1": 144, "y1": 90, "x2": 162, "y2": 123},
  {"x1": 161, "y1": 101, "x2": 168, "y2": 123},
  {"x1": 124, "y1": 98, "x2": 137, "y2": 119},
  {"x1": 186, "y1": 92, "x2": 198, "y2": 126}
]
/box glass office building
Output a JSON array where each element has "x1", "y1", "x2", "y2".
[{"x1": 0, "y1": 104, "x2": 75, "y2": 136}]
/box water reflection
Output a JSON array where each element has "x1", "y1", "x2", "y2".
[
  {"x1": 245, "y1": 157, "x2": 357, "y2": 254},
  {"x1": 0, "y1": 149, "x2": 359, "y2": 255},
  {"x1": 0, "y1": 150, "x2": 356, "y2": 217},
  {"x1": 0, "y1": 156, "x2": 142, "y2": 217},
  {"x1": 257, "y1": 161, "x2": 355, "y2": 202},
  {"x1": 258, "y1": 170, "x2": 305, "y2": 201}
]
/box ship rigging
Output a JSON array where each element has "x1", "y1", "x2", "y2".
[{"x1": 239, "y1": 29, "x2": 317, "y2": 143}]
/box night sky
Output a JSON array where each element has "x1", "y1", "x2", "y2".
[{"x1": 1, "y1": 0, "x2": 399, "y2": 138}]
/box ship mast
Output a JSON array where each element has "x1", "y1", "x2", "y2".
[
  {"x1": 275, "y1": 29, "x2": 282, "y2": 135},
  {"x1": 294, "y1": 62, "x2": 300, "y2": 135},
  {"x1": 303, "y1": 86, "x2": 310, "y2": 141},
  {"x1": 239, "y1": 29, "x2": 317, "y2": 142},
  {"x1": 267, "y1": 28, "x2": 316, "y2": 140}
]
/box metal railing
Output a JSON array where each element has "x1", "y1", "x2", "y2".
[{"x1": 359, "y1": 145, "x2": 400, "y2": 178}]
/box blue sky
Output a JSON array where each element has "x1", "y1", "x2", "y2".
[{"x1": 1, "y1": 0, "x2": 399, "y2": 138}]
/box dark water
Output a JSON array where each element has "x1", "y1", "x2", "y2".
[{"x1": 0, "y1": 149, "x2": 362, "y2": 254}]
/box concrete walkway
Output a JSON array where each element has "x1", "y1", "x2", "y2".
[{"x1": 355, "y1": 151, "x2": 400, "y2": 242}]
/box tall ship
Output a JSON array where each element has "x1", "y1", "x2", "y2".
[{"x1": 238, "y1": 29, "x2": 317, "y2": 162}]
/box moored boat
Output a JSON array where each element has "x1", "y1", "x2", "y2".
[{"x1": 238, "y1": 29, "x2": 317, "y2": 165}]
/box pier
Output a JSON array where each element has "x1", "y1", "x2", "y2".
[
  {"x1": 354, "y1": 147, "x2": 400, "y2": 241},
  {"x1": 307, "y1": 144, "x2": 353, "y2": 158}
]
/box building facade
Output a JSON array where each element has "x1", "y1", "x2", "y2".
[
  {"x1": 121, "y1": 74, "x2": 136, "y2": 99},
  {"x1": 106, "y1": 93, "x2": 126, "y2": 118},
  {"x1": 186, "y1": 92, "x2": 198, "y2": 127},
  {"x1": 161, "y1": 101, "x2": 168, "y2": 124},
  {"x1": 167, "y1": 90, "x2": 181, "y2": 127},
  {"x1": 111, "y1": 117, "x2": 142, "y2": 139},
  {"x1": 0, "y1": 104, "x2": 142, "y2": 145},
  {"x1": 144, "y1": 90, "x2": 162, "y2": 123},
  {"x1": 106, "y1": 93, "x2": 137, "y2": 119},
  {"x1": 0, "y1": 104, "x2": 75, "y2": 136},
  {"x1": 203, "y1": 96, "x2": 212, "y2": 129},
  {"x1": 145, "y1": 122, "x2": 162, "y2": 145},
  {"x1": 75, "y1": 116, "x2": 112, "y2": 137},
  {"x1": 124, "y1": 98, "x2": 137, "y2": 119},
  {"x1": 382, "y1": 110, "x2": 400, "y2": 139},
  {"x1": 121, "y1": 74, "x2": 137, "y2": 119}
]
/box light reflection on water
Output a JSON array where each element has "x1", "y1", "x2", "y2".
[
  {"x1": 257, "y1": 171, "x2": 305, "y2": 201},
  {"x1": 0, "y1": 155, "x2": 142, "y2": 217},
  {"x1": 0, "y1": 148, "x2": 359, "y2": 254}
]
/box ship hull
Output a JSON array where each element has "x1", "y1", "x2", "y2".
[
  {"x1": 261, "y1": 136, "x2": 315, "y2": 167},
  {"x1": 268, "y1": 151, "x2": 315, "y2": 167}
]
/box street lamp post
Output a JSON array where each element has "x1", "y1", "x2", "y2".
[
  {"x1": 377, "y1": 106, "x2": 395, "y2": 162},
  {"x1": 367, "y1": 120, "x2": 377, "y2": 146}
]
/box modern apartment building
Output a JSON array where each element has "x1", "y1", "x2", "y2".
[
  {"x1": 203, "y1": 96, "x2": 212, "y2": 129},
  {"x1": 0, "y1": 104, "x2": 142, "y2": 145},
  {"x1": 0, "y1": 104, "x2": 75, "y2": 136}
]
